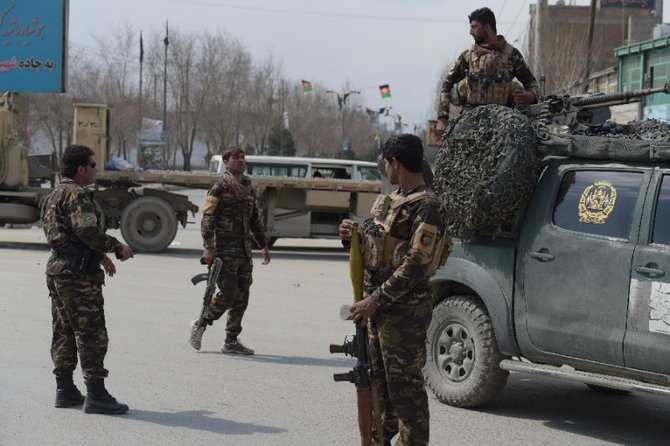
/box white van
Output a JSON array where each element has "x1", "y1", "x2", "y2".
[
  {"x1": 208, "y1": 155, "x2": 382, "y2": 245},
  {"x1": 209, "y1": 155, "x2": 381, "y2": 181}
]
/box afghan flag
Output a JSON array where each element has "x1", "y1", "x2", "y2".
[
  {"x1": 301, "y1": 80, "x2": 313, "y2": 93},
  {"x1": 379, "y1": 84, "x2": 391, "y2": 99}
]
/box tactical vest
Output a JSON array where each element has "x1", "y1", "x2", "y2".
[
  {"x1": 362, "y1": 191, "x2": 449, "y2": 275},
  {"x1": 464, "y1": 43, "x2": 517, "y2": 107}
]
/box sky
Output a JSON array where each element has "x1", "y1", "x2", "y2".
[{"x1": 68, "y1": 0, "x2": 666, "y2": 131}]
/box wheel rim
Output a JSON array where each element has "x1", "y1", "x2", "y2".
[
  {"x1": 120, "y1": 196, "x2": 177, "y2": 252},
  {"x1": 434, "y1": 321, "x2": 475, "y2": 383},
  {"x1": 134, "y1": 209, "x2": 163, "y2": 237}
]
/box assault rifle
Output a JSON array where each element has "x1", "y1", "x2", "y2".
[
  {"x1": 190, "y1": 257, "x2": 223, "y2": 328},
  {"x1": 329, "y1": 227, "x2": 384, "y2": 446},
  {"x1": 524, "y1": 83, "x2": 670, "y2": 140}
]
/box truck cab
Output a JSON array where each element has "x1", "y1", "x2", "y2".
[{"x1": 426, "y1": 156, "x2": 670, "y2": 407}]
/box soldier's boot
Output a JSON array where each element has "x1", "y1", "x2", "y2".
[
  {"x1": 222, "y1": 337, "x2": 255, "y2": 355},
  {"x1": 83, "y1": 378, "x2": 129, "y2": 415},
  {"x1": 54, "y1": 373, "x2": 85, "y2": 408},
  {"x1": 188, "y1": 319, "x2": 206, "y2": 351}
]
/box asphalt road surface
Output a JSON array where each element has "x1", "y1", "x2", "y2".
[{"x1": 2, "y1": 193, "x2": 670, "y2": 445}]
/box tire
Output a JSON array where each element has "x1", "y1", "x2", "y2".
[
  {"x1": 586, "y1": 384, "x2": 631, "y2": 396},
  {"x1": 424, "y1": 294, "x2": 509, "y2": 408},
  {"x1": 120, "y1": 196, "x2": 177, "y2": 252},
  {"x1": 0, "y1": 202, "x2": 39, "y2": 224}
]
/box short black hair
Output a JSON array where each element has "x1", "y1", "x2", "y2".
[
  {"x1": 61, "y1": 144, "x2": 94, "y2": 177},
  {"x1": 382, "y1": 134, "x2": 424, "y2": 173},
  {"x1": 222, "y1": 146, "x2": 245, "y2": 161},
  {"x1": 469, "y1": 7, "x2": 496, "y2": 33}
]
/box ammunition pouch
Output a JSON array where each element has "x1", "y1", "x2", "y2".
[
  {"x1": 53, "y1": 246, "x2": 102, "y2": 275},
  {"x1": 363, "y1": 228, "x2": 386, "y2": 272}
]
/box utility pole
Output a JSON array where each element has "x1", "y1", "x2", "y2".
[
  {"x1": 162, "y1": 21, "x2": 169, "y2": 168},
  {"x1": 326, "y1": 89, "x2": 360, "y2": 153},
  {"x1": 138, "y1": 31, "x2": 144, "y2": 166},
  {"x1": 534, "y1": 0, "x2": 547, "y2": 83},
  {"x1": 583, "y1": 0, "x2": 597, "y2": 93}
]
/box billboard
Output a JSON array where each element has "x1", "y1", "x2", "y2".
[{"x1": 0, "y1": 0, "x2": 68, "y2": 92}]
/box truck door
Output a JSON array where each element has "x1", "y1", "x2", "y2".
[
  {"x1": 625, "y1": 169, "x2": 670, "y2": 374},
  {"x1": 520, "y1": 167, "x2": 647, "y2": 365}
]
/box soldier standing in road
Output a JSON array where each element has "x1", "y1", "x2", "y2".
[
  {"x1": 339, "y1": 134, "x2": 449, "y2": 446},
  {"x1": 42, "y1": 144, "x2": 134, "y2": 415},
  {"x1": 435, "y1": 7, "x2": 539, "y2": 135},
  {"x1": 188, "y1": 146, "x2": 271, "y2": 355}
]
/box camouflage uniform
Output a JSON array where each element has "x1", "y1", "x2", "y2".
[
  {"x1": 360, "y1": 185, "x2": 449, "y2": 446},
  {"x1": 200, "y1": 172, "x2": 267, "y2": 339},
  {"x1": 41, "y1": 177, "x2": 123, "y2": 379},
  {"x1": 438, "y1": 36, "x2": 538, "y2": 121}
]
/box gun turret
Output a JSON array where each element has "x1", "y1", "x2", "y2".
[{"x1": 525, "y1": 83, "x2": 670, "y2": 140}]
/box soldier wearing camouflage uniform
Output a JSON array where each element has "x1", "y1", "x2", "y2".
[
  {"x1": 435, "y1": 7, "x2": 539, "y2": 135},
  {"x1": 188, "y1": 146, "x2": 271, "y2": 355},
  {"x1": 41, "y1": 144, "x2": 134, "y2": 415},
  {"x1": 339, "y1": 134, "x2": 449, "y2": 446}
]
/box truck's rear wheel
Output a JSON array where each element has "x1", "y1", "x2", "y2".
[
  {"x1": 0, "y1": 203, "x2": 38, "y2": 224},
  {"x1": 425, "y1": 294, "x2": 508, "y2": 407},
  {"x1": 120, "y1": 196, "x2": 177, "y2": 252}
]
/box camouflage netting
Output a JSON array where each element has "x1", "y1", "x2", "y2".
[
  {"x1": 537, "y1": 119, "x2": 670, "y2": 161},
  {"x1": 580, "y1": 118, "x2": 670, "y2": 141},
  {"x1": 433, "y1": 105, "x2": 539, "y2": 238}
]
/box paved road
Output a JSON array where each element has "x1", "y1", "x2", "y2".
[{"x1": 2, "y1": 219, "x2": 670, "y2": 445}]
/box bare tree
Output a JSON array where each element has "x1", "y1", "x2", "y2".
[
  {"x1": 200, "y1": 34, "x2": 252, "y2": 157},
  {"x1": 90, "y1": 23, "x2": 140, "y2": 160}
]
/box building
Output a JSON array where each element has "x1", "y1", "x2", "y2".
[
  {"x1": 528, "y1": 0, "x2": 662, "y2": 95},
  {"x1": 615, "y1": 34, "x2": 670, "y2": 120}
]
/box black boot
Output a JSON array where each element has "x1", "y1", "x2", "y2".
[
  {"x1": 55, "y1": 373, "x2": 85, "y2": 408},
  {"x1": 83, "y1": 377, "x2": 129, "y2": 415}
]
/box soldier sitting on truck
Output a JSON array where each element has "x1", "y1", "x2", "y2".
[{"x1": 435, "y1": 7, "x2": 539, "y2": 135}]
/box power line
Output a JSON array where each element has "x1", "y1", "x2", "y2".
[
  {"x1": 505, "y1": 0, "x2": 529, "y2": 36},
  {"x1": 158, "y1": 0, "x2": 518, "y2": 25},
  {"x1": 497, "y1": 0, "x2": 509, "y2": 20}
]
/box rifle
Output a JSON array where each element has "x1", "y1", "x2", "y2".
[
  {"x1": 330, "y1": 226, "x2": 384, "y2": 446},
  {"x1": 524, "y1": 83, "x2": 670, "y2": 140},
  {"x1": 190, "y1": 257, "x2": 223, "y2": 327}
]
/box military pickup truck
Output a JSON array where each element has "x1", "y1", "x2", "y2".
[{"x1": 425, "y1": 156, "x2": 670, "y2": 407}]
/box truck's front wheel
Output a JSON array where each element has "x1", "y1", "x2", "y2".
[
  {"x1": 120, "y1": 196, "x2": 177, "y2": 252},
  {"x1": 424, "y1": 295, "x2": 508, "y2": 407}
]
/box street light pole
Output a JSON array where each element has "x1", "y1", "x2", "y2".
[
  {"x1": 326, "y1": 89, "x2": 360, "y2": 153},
  {"x1": 162, "y1": 21, "x2": 169, "y2": 168}
]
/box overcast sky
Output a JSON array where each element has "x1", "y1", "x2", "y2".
[{"x1": 69, "y1": 0, "x2": 663, "y2": 130}]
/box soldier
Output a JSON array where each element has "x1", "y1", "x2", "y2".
[
  {"x1": 339, "y1": 134, "x2": 449, "y2": 446},
  {"x1": 188, "y1": 146, "x2": 271, "y2": 355},
  {"x1": 42, "y1": 144, "x2": 134, "y2": 415},
  {"x1": 435, "y1": 7, "x2": 539, "y2": 135}
]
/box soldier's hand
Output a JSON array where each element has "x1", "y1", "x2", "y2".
[
  {"x1": 350, "y1": 295, "x2": 378, "y2": 323},
  {"x1": 261, "y1": 247, "x2": 271, "y2": 265},
  {"x1": 202, "y1": 248, "x2": 215, "y2": 265},
  {"x1": 338, "y1": 219, "x2": 355, "y2": 241},
  {"x1": 117, "y1": 244, "x2": 134, "y2": 261},
  {"x1": 101, "y1": 255, "x2": 116, "y2": 277},
  {"x1": 513, "y1": 90, "x2": 536, "y2": 107},
  {"x1": 435, "y1": 118, "x2": 448, "y2": 135}
]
